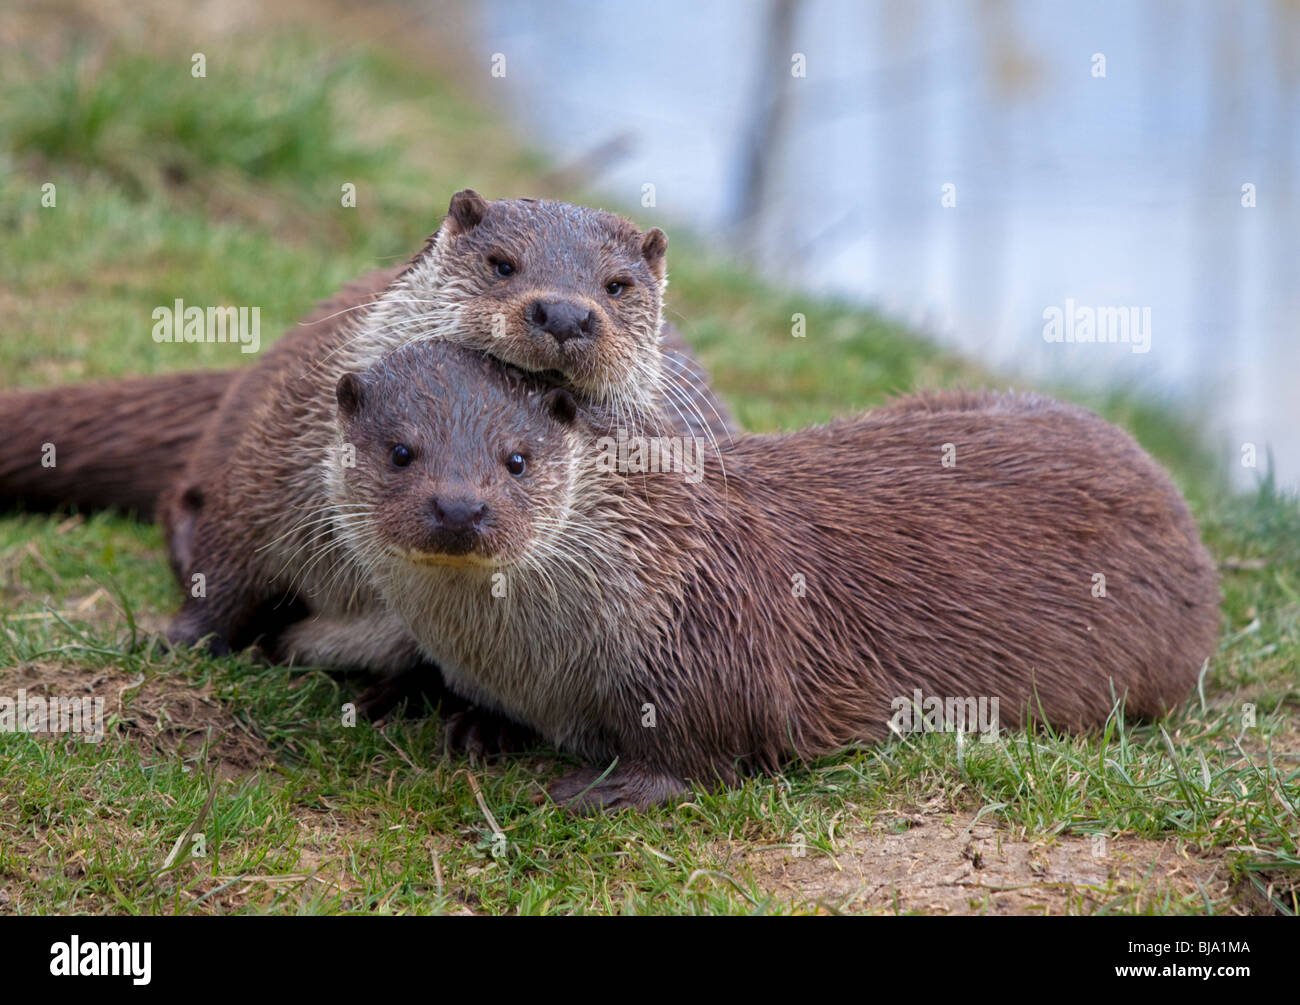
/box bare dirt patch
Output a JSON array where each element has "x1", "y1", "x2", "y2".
[
  {"x1": 0, "y1": 662, "x2": 270, "y2": 776},
  {"x1": 743, "y1": 808, "x2": 1247, "y2": 915}
]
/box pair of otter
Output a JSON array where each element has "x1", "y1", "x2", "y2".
[{"x1": 0, "y1": 191, "x2": 1220, "y2": 810}]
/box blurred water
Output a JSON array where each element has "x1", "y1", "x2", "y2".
[{"x1": 476, "y1": 0, "x2": 1299, "y2": 489}]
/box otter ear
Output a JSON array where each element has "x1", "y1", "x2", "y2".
[
  {"x1": 336, "y1": 372, "x2": 365, "y2": 419},
  {"x1": 543, "y1": 387, "x2": 578, "y2": 426},
  {"x1": 447, "y1": 189, "x2": 489, "y2": 235},
  {"x1": 640, "y1": 227, "x2": 667, "y2": 279}
]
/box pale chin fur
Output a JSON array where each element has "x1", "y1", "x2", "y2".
[{"x1": 395, "y1": 548, "x2": 505, "y2": 570}]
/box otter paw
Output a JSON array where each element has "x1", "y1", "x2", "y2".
[
  {"x1": 546, "y1": 762, "x2": 688, "y2": 814},
  {"x1": 443, "y1": 708, "x2": 536, "y2": 758},
  {"x1": 356, "y1": 667, "x2": 443, "y2": 725},
  {"x1": 163, "y1": 611, "x2": 230, "y2": 657}
]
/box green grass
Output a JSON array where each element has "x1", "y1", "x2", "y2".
[{"x1": 1, "y1": 5, "x2": 1296, "y2": 915}]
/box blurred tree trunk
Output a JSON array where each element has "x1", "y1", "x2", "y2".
[{"x1": 733, "y1": 0, "x2": 802, "y2": 263}]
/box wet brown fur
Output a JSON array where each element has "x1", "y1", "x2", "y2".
[
  {"x1": 337, "y1": 340, "x2": 1221, "y2": 811},
  {"x1": 0, "y1": 371, "x2": 233, "y2": 518}
]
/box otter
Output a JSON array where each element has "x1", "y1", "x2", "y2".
[
  {"x1": 333, "y1": 339, "x2": 1221, "y2": 811},
  {"x1": 154, "y1": 191, "x2": 733, "y2": 724}
]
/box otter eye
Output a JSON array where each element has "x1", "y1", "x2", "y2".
[
  {"x1": 506, "y1": 453, "x2": 527, "y2": 477},
  {"x1": 605, "y1": 280, "x2": 624, "y2": 296},
  {"x1": 492, "y1": 258, "x2": 516, "y2": 277},
  {"x1": 391, "y1": 444, "x2": 413, "y2": 468}
]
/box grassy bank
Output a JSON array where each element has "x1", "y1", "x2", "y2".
[{"x1": 0, "y1": 4, "x2": 1295, "y2": 915}]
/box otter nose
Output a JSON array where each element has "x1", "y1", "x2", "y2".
[
  {"x1": 430, "y1": 496, "x2": 488, "y2": 534},
  {"x1": 528, "y1": 298, "x2": 592, "y2": 345}
]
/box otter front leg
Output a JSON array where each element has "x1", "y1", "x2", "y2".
[
  {"x1": 162, "y1": 483, "x2": 294, "y2": 655},
  {"x1": 165, "y1": 594, "x2": 240, "y2": 656},
  {"x1": 165, "y1": 585, "x2": 302, "y2": 657},
  {"x1": 546, "y1": 761, "x2": 689, "y2": 813},
  {"x1": 443, "y1": 706, "x2": 537, "y2": 757},
  {"x1": 354, "y1": 664, "x2": 448, "y2": 723},
  {"x1": 353, "y1": 663, "x2": 538, "y2": 756}
]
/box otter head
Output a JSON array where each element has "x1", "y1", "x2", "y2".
[
  {"x1": 394, "y1": 189, "x2": 668, "y2": 412},
  {"x1": 332, "y1": 340, "x2": 580, "y2": 570}
]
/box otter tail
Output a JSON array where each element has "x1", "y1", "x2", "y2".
[{"x1": 0, "y1": 370, "x2": 234, "y2": 519}]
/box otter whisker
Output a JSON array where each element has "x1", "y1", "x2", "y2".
[
  {"x1": 278, "y1": 512, "x2": 375, "y2": 603},
  {"x1": 298, "y1": 297, "x2": 442, "y2": 330}
]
